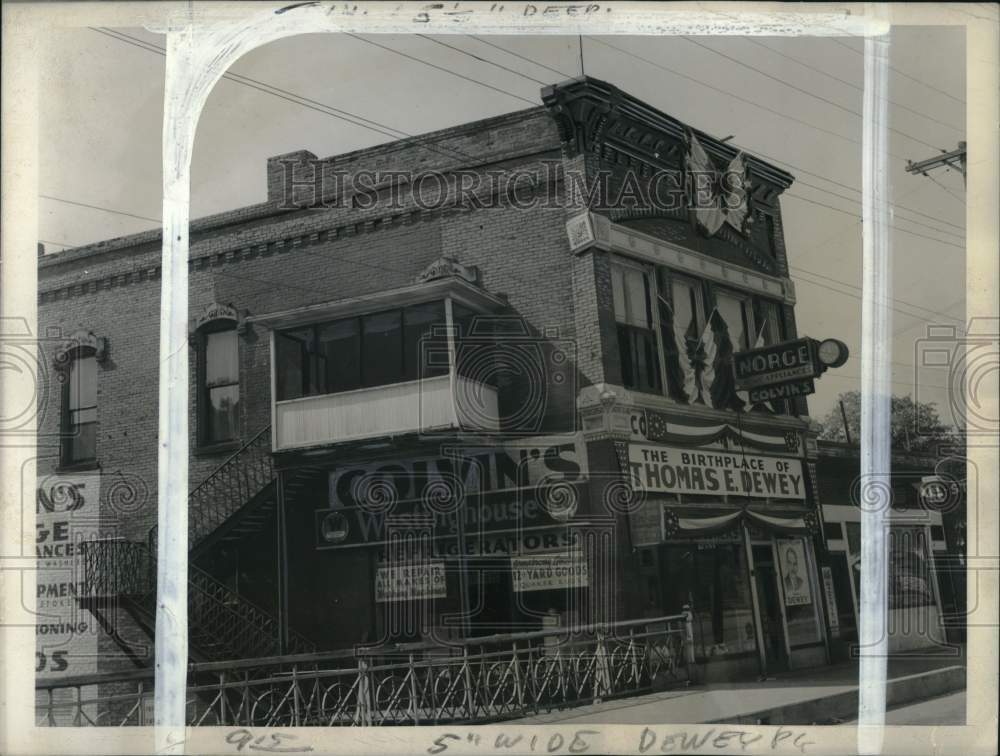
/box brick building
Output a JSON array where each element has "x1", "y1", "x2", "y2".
[{"x1": 37, "y1": 77, "x2": 836, "y2": 693}]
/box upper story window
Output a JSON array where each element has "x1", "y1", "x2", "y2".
[
  {"x1": 613, "y1": 255, "x2": 792, "y2": 414},
  {"x1": 62, "y1": 351, "x2": 97, "y2": 466},
  {"x1": 198, "y1": 325, "x2": 240, "y2": 446},
  {"x1": 275, "y1": 301, "x2": 447, "y2": 401},
  {"x1": 612, "y1": 262, "x2": 661, "y2": 394}
]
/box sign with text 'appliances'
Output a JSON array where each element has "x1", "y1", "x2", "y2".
[
  {"x1": 628, "y1": 444, "x2": 806, "y2": 500},
  {"x1": 733, "y1": 338, "x2": 819, "y2": 390}
]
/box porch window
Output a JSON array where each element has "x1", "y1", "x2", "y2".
[
  {"x1": 612, "y1": 262, "x2": 661, "y2": 394},
  {"x1": 274, "y1": 301, "x2": 448, "y2": 401}
]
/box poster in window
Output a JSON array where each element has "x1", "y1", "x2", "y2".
[{"x1": 777, "y1": 538, "x2": 812, "y2": 606}]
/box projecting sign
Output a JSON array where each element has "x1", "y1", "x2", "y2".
[
  {"x1": 375, "y1": 562, "x2": 446, "y2": 603},
  {"x1": 511, "y1": 550, "x2": 588, "y2": 593},
  {"x1": 748, "y1": 379, "x2": 816, "y2": 403},
  {"x1": 734, "y1": 338, "x2": 819, "y2": 390},
  {"x1": 628, "y1": 444, "x2": 806, "y2": 500}
]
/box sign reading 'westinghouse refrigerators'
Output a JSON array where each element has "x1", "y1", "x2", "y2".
[
  {"x1": 511, "y1": 551, "x2": 588, "y2": 593},
  {"x1": 628, "y1": 444, "x2": 806, "y2": 500}
]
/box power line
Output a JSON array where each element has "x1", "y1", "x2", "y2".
[
  {"x1": 414, "y1": 35, "x2": 548, "y2": 85},
  {"x1": 791, "y1": 265, "x2": 963, "y2": 324},
  {"x1": 782, "y1": 193, "x2": 965, "y2": 250},
  {"x1": 467, "y1": 36, "x2": 572, "y2": 79},
  {"x1": 828, "y1": 38, "x2": 966, "y2": 106},
  {"x1": 343, "y1": 33, "x2": 537, "y2": 106},
  {"x1": 39, "y1": 194, "x2": 160, "y2": 223},
  {"x1": 681, "y1": 36, "x2": 946, "y2": 152},
  {"x1": 793, "y1": 272, "x2": 963, "y2": 326},
  {"x1": 90, "y1": 28, "x2": 484, "y2": 168},
  {"x1": 740, "y1": 38, "x2": 965, "y2": 135},
  {"x1": 789, "y1": 182, "x2": 963, "y2": 241}
]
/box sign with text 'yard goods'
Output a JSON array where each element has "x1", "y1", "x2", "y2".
[
  {"x1": 628, "y1": 444, "x2": 806, "y2": 500},
  {"x1": 511, "y1": 550, "x2": 588, "y2": 593}
]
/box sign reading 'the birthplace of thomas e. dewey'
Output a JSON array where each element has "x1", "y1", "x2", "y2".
[{"x1": 628, "y1": 444, "x2": 806, "y2": 500}]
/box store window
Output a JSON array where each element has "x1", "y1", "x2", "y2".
[
  {"x1": 659, "y1": 542, "x2": 756, "y2": 659},
  {"x1": 61, "y1": 351, "x2": 98, "y2": 466},
  {"x1": 199, "y1": 327, "x2": 240, "y2": 446},
  {"x1": 612, "y1": 262, "x2": 661, "y2": 394},
  {"x1": 275, "y1": 301, "x2": 448, "y2": 401}
]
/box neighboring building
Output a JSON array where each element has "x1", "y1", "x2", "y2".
[
  {"x1": 36, "y1": 76, "x2": 837, "y2": 693},
  {"x1": 815, "y1": 440, "x2": 966, "y2": 657}
]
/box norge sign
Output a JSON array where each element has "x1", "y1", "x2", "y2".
[{"x1": 628, "y1": 444, "x2": 805, "y2": 500}]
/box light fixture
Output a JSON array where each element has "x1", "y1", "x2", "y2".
[{"x1": 816, "y1": 338, "x2": 849, "y2": 369}]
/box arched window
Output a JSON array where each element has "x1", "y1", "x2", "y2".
[
  {"x1": 195, "y1": 305, "x2": 241, "y2": 449},
  {"x1": 60, "y1": 346, "x2": 98, "y2": 467}
]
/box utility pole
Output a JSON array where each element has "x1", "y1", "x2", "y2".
[{"x1": 906, "y1": 141, "x2": 967, "y2": 187}]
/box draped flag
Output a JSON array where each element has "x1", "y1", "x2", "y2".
[
  {"x1": 684, "y1": 130, "x2": 752, "y2": 237},
  {"x1": 696, "y1": 308, "x2": 718, "y2": 405},
  {"x1": 658, "y1": 293, "x2": 698, "y2": 403}
]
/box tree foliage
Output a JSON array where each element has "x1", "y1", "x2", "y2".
[{"x1": 817, "y1": 391, "x2": 955, "y2": 452}]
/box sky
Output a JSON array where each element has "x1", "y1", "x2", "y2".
[{"x1": 37, "y1": 26, "x2": 968, "y2": 428}]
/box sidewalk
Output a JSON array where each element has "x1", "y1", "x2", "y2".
[{"x1": 516, "y1": 651, "x2": 966, "y2": 726}]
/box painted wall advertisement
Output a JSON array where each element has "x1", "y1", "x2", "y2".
[
  {"x1": 35, "y1": 471, "x2": 102, "y2": 723},
  {"x1": 777, "y1": 538, "x2": 812, "y2": 607},
  {"x1": 511, "y1": 550, "x2": 588, "y2": 593},
  {"x1": 375, "y1": 562, "x2": 446, "y2": 603},
  {"x1": 628, "y1": 444, "x2": 806, "y2": 500}
]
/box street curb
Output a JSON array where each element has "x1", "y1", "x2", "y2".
[{"x1": 709, "y1": 665, "x2": 966, "y2": 725}]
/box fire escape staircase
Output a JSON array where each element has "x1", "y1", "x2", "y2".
[{"x1": 82, "y1": 426, "x2": 317, "y2": 663}]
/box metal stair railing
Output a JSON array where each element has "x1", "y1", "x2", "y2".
[
  {"x1": 80, "y1": 425, "x2": 317, "y2": 659},
  {"x1": 81, "y1": 538, "x2": 315, "y2": 658},
  {"x1": 148, "y1": 424, "x2": 275, "y2": 554}
]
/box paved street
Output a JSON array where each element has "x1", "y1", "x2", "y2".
[{"x1": 840, "y1": 691, "x2": 965, "y2": 726}]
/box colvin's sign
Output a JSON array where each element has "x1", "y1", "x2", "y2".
[{"x1": 747, "y1": 379, "x2": 815, "y2": 403}]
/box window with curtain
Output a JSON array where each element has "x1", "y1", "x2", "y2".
[
  {"x1": 612, "y1": 262, "x2": 661, "y2": 394},
  {"x1": 202, "y1": 328, "x2": 240, "y2": 445},
  {"x1": 715, "y1": 290, "x2": 753, "y2": 351},
  {"x1": 62, "y1": 352, "x2": 97, "y2": 465}
]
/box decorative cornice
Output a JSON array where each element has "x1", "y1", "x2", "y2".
[{"x1": 541, "y1": 77, "x2": 795, "y2": 191}]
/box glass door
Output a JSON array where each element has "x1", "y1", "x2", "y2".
[{"x1": 752, "y1": 545, "x2": 789, "y2": 673}]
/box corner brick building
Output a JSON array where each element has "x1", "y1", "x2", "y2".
[{"x1": 37, "y1": 77, "x2": 838, "y2": 695}]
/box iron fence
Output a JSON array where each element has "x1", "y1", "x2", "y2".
[{"x1": 36, "y1": 613, "x2": 693, "y2": 726}]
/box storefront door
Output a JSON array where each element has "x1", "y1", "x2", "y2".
[{"x1": 752, "y1": 545, "x2": 788, "y2": 673}]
